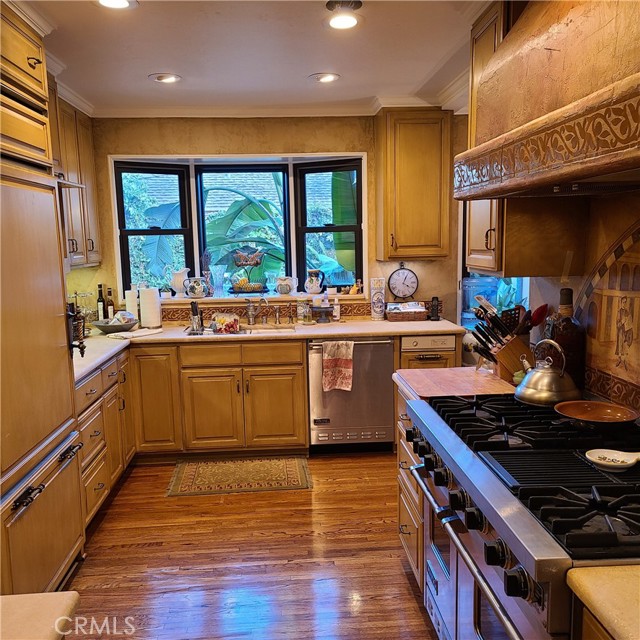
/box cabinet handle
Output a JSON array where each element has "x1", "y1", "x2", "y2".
[
  {"x1": 89, "y1": 430, "x2": 101, "y2": 438},
  {"x1": 399, "y1": 460, "x2": 410, "y2": 470},
  {"x1": 108, "y1": 371, "x2": 118, "y2": 377},
  {"x1": 11, "y1": 483, "x2": 45, "y2": 511},
  {"x1": 245, "y1": 380, "x2": 249, "y2": 394},
  {"x1": 398, "y1": 524, "x2": 411, "y2": 535},
  {"x1": 87, "y1": 238, "x2": 95, "y2": 251},
  {"x1": 119, "y1": 398, "x2": 125, "y2": 411},
  {"x1": 484, "y1": 227, "x2": 496, "y2": 250},
  {"x1": 390, "y1": 233, "x2": 397, "y2": 250},
  {"x1": 68, "y1": 239, "x2": 75, "y2": 253},
  {"x1": 120, "y1": 370, "x2": 127, "y2": 383},
  {"x1": 399, "y1": 413, "x2": 411, "y2": 422},
  {"x1": 27, "y1": 56, "x2": 43, "y2": 69},
  {"x1": 86, "y1": 388, "x2": 98, "y2": 395},
  {"x1": 415, "y1": 354, "x2": 443, "y2": 361},
  {"x1": 58, "y1": 443, "x2": 83, "y2": 461},
  {"x1": 94, "y1": 482, "x2": 105, "y2": 491},
  {"x1": 236, "y1": 380, "x2": 240, "y2": 394}
]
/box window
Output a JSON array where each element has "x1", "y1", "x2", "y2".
[
  {"x1": 294, "y1": 160, "x2": 363, "y2": 288},
  {"x1": 114, "y1": 162, "x2": 194, "y2": 290}
]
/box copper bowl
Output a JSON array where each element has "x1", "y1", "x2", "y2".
[{"x1": 554, "y1": 400, "x2": 639, "y2": 424}]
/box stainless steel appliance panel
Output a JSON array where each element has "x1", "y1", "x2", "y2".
[{"x1": 308, "y1": 338, "x2": 394, "y2": 444}]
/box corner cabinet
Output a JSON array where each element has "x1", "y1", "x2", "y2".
[{"x1": 376, "y1": 108, "x2": 452, "y2": 260}]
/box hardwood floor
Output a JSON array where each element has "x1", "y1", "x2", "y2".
[{"x1": 67, "y1": 452, "x2": 436, "y2": 639}]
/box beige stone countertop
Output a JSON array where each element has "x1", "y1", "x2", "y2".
[
  {"x1": 74, "y1": 319, "x2": 464, "y2": 382},
  {"x1": 567, "y1": 566, "x2": 640, "y2": 640}
]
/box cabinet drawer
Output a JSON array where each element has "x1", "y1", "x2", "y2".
[
  {"x1": 75, "y1": 369, "x2": 104, "y2": 415},
  {"x1": 78, "y1": 404, "x2": 105, "y2": 469},
  {"x1": 398, "y1": 482, "x2": 424, "y2": 589},
  {"x1": 180, "y1": 344, "x2": 242, "y2": 367},
  {"x1": 1, "y1": 5, "x2": 47, "y2": 104},
  {"x1": 398, "y1": 435, "x2": 422, "y2": 514},
  {"x1": 83, "y1": 449, "x2": 109, "y2": 525},
  {"x1": 242, "y1": 341, "x2": 303, "y2": 365},
  {"x1": 0, "y1": 93, "x2": 51, "y2": 166},
  {"x1": 400, "y1": 351, "x2": 456, "y2": 370},
  {"x1": 101, "y1": 358, "x2": 120, "y2": 390}
]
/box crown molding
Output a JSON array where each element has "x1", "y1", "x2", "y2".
[
  {"x1": 45, "y1": 52, "x2": 66, "y2": 78},
  {"x1": 56, "y1": 82, "x2": 95, "y2": 117},
  {"x1": 373, "y1": 95, "x2": 433, "y2": 111},
  {"x1": 6, "y1": 1, "x2": 55, "y2": 36},
  {"x1": 437, "y1": 68, "x2": 469, "y2": 113}
]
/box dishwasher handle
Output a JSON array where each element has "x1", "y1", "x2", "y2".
[{"x1": 309, "y1": 339, "x2": 393, "y2": 350}]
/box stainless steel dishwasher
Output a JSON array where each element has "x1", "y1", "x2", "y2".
[{"x1": 308, "y1": 338, "x2": 394, "y2": 445}]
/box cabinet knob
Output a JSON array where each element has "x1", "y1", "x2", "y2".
[{"x1": 27, "y1": 56, "x2": 43, "y2": 69}]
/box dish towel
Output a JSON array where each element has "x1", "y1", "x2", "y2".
[{"x1": 322, "y1": 341, "x2": 354, "y2": 392}]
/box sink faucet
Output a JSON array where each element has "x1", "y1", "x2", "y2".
[
  {"x1": 246, "y1": 297, "x2": 269, "y2": 325},
  {"x1": 274, "y1": 306, "x2": 281, "y2": 325}
]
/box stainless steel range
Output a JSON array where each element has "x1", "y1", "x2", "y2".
[{"x1": 405, "y1": 394, "x2": 640, "y2": 640}]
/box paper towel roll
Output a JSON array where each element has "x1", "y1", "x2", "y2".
[
  {"x1": 139, "y1": 287, "x2": 162, "y2": 328},
  {"x1": 125, "y1": 290, "x2": 139, "y2": 320}
]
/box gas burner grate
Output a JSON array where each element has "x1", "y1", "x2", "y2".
[{"x1": 518, "y1": 485, "x2": 640, "y2": 559}]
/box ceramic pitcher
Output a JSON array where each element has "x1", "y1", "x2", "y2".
[
  {"x1": 304, "y1": 269, "x2": 325, "y2": 294},
  {"x1": 170, "y1": 267, "x2": 190, "y2": 298},
  {"x1": 184, "y1": 277, "x2": 210, "y2": 298}
]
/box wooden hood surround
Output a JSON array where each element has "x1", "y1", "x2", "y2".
[{"x1": 453, "y1": 1, "x2": 640, "y2": 200}]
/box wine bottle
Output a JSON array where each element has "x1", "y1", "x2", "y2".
[
  {"x1": 106, "y1": 287, "x2": 115, "y2": 320},
  {"x1": 97, "y1": 284, "x2": 106, "y2": 321},
  {"x1": 543, "y1": 288, "x2": 586, "y2": 389}
]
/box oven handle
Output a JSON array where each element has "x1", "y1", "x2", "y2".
[
  {"x1": 411, "y1": 464, "x2": 523, "y2": 640},
  {"x1": 443, "y1": 520, "x2": 524, "y2": 640}
]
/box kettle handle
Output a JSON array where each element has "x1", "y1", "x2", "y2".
[{"x1": 532, "y1": 339, "x2": 566, "y2": 376}]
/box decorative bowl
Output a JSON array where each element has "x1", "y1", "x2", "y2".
[{"x1": 92, "y1": 320, "x2": 138, "y2": 334}]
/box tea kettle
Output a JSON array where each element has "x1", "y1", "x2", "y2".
[{"x1": 514, "y1": 339, "x2": 581, "y2": 406}]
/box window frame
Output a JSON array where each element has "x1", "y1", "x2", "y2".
[
  {"x1": 113, "y1": 161, "x2": 195, "y2": 291},
  {"x1": 293, "y1": 159, "x2": 363, "y2": 289}
]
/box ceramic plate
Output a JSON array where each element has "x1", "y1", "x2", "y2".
[{"x1": 554, "y1": 400, "x2": 639, "y2": 423}]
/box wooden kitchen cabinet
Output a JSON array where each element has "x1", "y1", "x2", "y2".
[
  {"x1": 376, "y1": 108, "x2": 452, "y2": 260},
  {"x1": 103, "y1": 385, "x2": 124, "y2": 486},
  {"x1": 178, "y1": 341, "x2": 308, "y2": 453},
  {"x1": 58, "y1": 98, "x2": 100, "y2": 267},
  {"x1": 131, "y1": 346, "x2": 183, "y2": 452},
  {"x1": 398, "y1": 480, "x2": 424, "y2": 589},
  {"x1": 118, "y1": 354, "x2": 136, "y2": 466}
]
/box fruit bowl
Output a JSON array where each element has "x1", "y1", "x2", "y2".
[{"x1": 92, "y1": 320, "x2": 138, "y2": 334}]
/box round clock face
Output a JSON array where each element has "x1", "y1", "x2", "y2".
[{"x1": 388, "y1": 265, "x2": 418, "y2": 299}]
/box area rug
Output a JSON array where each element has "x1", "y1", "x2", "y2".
[{"x1": 166, "y1": 456, "x2": 312, "y2": 496}]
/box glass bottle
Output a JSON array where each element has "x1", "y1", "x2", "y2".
[
  {"x1": 106, "y1": 287, "x2": 115, "y2": 320},
  {"x1": 96, "y1": 284, "x2": 105, "y2": 321},
  {"x1": 543, "y1": 287, "x2": 586, "y2": 389}
]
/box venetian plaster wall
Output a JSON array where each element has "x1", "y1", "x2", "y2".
[{"x1": 66, "y1": 114, "x2": 466, "y2": 321}]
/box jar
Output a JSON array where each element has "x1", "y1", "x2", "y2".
[{"x1": 370, "y1": 277, "x2": 385, "y2": 321}]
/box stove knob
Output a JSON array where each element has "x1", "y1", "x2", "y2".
[
  {"x1": 464, "y1": 507, "x2": 485, "y2": 530},
  {"x1": 411, "y1": 437, "x2": 422, "y2": 453},
  {"x1": 414, "y1": 441, "x2": 430, "y2": 457},
  {"x1": 433, "y1": 467, "x2": 450, "y2": 486},
  {"x1": 448, "y1": 489, "x2": 467, "y2": 511},
  {"x1": 484, "y1": 539, "x2": 508, "y2": 567},
  {"x1": 504, "y1": 566, "x2": 530, "y2": 600},
  {"x1": 422, "y1": 454, "x2": 437, "y2": 471},
  {"x1": 405, "y1": 428, "x2": 415, "y2": 443}
]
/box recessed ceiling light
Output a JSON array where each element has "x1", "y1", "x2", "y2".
[
  {"x1": 308, "y1": 73, "x2": 341, "y2": 84},
  {"x1": 148, "y1": 73, "x2": 182, "y2": 84},
  {"x1": 326, "y1": 1, "x2": 362, "y2": 30},
  {"x1": 98, "y1": 0, "x2": 138, "y2": 9}
]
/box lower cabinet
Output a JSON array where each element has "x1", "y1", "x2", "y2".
[
  {"x1": 179, "y1": 342, "x2": 308, "y2": 451},
  {"x1": 118, "y1": 353, "x2": 136, "y2": 465},
  {"x1": 0, "y1": 433, "x2": 85, "y2": 594},
  {"x1": 103, "y1": 385, "x2": 124, "y2": 486}
]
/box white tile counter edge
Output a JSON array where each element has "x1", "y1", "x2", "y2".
[{"x1": 74, "y1": 319, "x2": 464, "y2": 382}]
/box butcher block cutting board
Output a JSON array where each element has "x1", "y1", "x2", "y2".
[{"x1": 395, "y1": 367, "x2": 515, "y2": 399}]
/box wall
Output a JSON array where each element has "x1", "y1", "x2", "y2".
[
  {"x1": 529, "y1": 194, "x2": 640, "y2": 410},
  {"x1": 66, "y1": 113, "x2": 466, "y2": 321}
]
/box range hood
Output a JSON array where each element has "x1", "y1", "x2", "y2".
[{"x1": 453, "y1": 1, "x2": 640, "y2": 200}]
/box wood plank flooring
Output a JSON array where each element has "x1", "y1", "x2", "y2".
[{"x1": 67, "y1": 452, "x2": 436, "y2": 639}]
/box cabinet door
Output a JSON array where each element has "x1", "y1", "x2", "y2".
[
  {"x1": 118, "y1": 356, "x2": 136, "y2": 465},
  {"x1": 58, "y1": 100, "x2": 87, "y2": 266},
  {"x1": 1, "y1": 436, "x2": 84, "y2": 594},
  {"x1": 465, "y1": 199, "x2": 502, "y2": 272},
  {"x1": 400, "y1": 351, "x2": 457, "y2": 370},
  {"x1": 181, "y1": 368, "x2": 245, "y2": 449},
  {"x1": 243, "y1": 366, "x2": 308, "y2": 448},
  {"x1": 378, "y1": 109, "x2": 451, "y2": 260},
  {"x1": 47, "y1": 73, "x2": 63, "y2": 176},
  {"x1": 398, "y1": 481, "x2": 424, "y2": 589},
  {"x1": 0, "y1": 170, "x2": 74, "y2": 479},
  {"x1": 76, "y1": 111, "x2": 100, "y2": 265},
  {"x1": 130, "y1": 346, "x2": 183, "y2": 452},
  {"x1": 103, "y1": 385, "x2": 124, "y2": 485}
]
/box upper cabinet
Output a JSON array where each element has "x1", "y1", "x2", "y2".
[
  {"x1": 0, "y1": 3, "x2": 51, "y2": 169},
  {"x1": 58, "y1": 99, "x2": 101, "y2": 267},
  {"x1": 376, "y1": 108, "x2": 452, "y2": 260}
]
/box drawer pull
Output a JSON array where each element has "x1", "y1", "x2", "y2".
[
  {"x1": 58, "y1": 443, "x2": 83, "y2": 461},
  {"x1": 94, "y1": 482, "x2": 105, "y2": 491},
  {"x1": 86, "y1": 388, "x2": 98, "y2": 395},
  {"x1": 108, "y1": 371, "x2": 118, "y2": 377},
  {"x1": 415, "y1": 354, "x2": 442, "y2": 361},
  {"x1": 27, "y1": 56, "x2": 43, "y2": 69},
  {"x1": 89, "y1": 430, "x2": 101, "y2": 438},
  {"x1": 398, "y1": 524, "x2": 411, "y2": 535},
  {"x1": 398, "y1": 460, "x2": 410, "y2": 470},
  {"x1": 399, "y1": 413, "x2": 411, "y2": 422}
]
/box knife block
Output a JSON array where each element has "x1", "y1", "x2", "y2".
[{"x1": 493, "y1": 337, "x2": 534, "y2": 383}]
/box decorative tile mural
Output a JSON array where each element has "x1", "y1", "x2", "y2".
[{"x1": 574, "y1": 222, "x2": 640, "y2": 410}]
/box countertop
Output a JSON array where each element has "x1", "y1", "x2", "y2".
[
  {"x1": 394, "y1": 366, "x2": 515, "y2": 399},
  {"x1": 567, "y1": 566, "x2": 640, "y2": 640},
  {"x1": 73, "y1": 318, "x2": 464, "y2": 382}
]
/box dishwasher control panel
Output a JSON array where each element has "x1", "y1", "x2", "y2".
[{"x1": 401, "y1": 335, "x2": 456, "y2": 351}]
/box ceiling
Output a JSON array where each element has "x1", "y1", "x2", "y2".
[{"x1": 21, "y1": 0, "x2": 488, "y2": 118}]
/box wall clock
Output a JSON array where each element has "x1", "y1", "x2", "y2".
[{"x1": 388, "y1": 262, "x2": 419, "y2": 299}]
